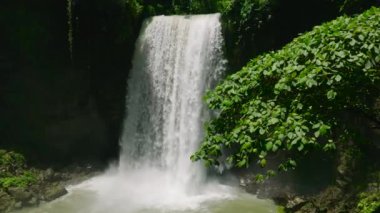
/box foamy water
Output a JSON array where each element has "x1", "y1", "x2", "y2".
[{"x1": 15, "y1": 168, "x2": 276, "y2": 213}]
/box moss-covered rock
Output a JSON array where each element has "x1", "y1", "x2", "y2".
[{"x1": 0, "y1": 150, "x2": 102, "y2": 212}]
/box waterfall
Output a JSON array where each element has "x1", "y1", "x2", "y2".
[
  {"x1": 119, "y1": 13, "x2": 226, "y2": 192},
  {"x1": 14, "y1": 13, "x2": 277, "y2": 213}
]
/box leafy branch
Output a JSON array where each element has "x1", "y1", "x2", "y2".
[{"x1": 191, "y1": 7, "x2": 380, "y2": 174}]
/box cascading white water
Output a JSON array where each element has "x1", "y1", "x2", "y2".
[
  {"x1": 119, "y1": 13, "x2": 226, "y2": 194},
  {"x1": 15, "y1": 14, "x2": 277, "y2": 213}
]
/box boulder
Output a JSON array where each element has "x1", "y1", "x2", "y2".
[
  {"x1": 14, "y1": 201, "x2": 22, "y2": 209},
  {"x1": 0, "y1": 190, "x2": 15, "y2": 212},
  {"x1": 7, "y1": 187, "x2": 32, "y2": 202},
  {"x1": 26, "y1": 196, "x2": 38, "y2": 206},
  {"x1": 286, "y1": 196, "x2": 306, "y2": 210},
  {"x1": 43, "y1": 168, "x2": 54, "y2": 181},
  {"x1": 43, "y1": 184, "x2": 68, "y2": 201}
]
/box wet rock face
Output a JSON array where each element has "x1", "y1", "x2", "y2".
[
  {"x1": 43, "y1": 184, "x2": 68, "y2": 201},
  {"x1": 0, "y1": 190, "x2": 15, "y2": 212},
  {"x1": 240, "y1": 135, "x2": 380, "y2": 213},
  {"x1": 5, "y1": 187, "x2": 40, "y2": 209},
  {"x1": 286, "y1": 196, "x2": 306, "y2": 210},
  {"x1": 7, "y1": 187, "x2": 33, "y2": 203},
  {"x1": 0, "y1": 0, "x2": 141, "y2": 166}
]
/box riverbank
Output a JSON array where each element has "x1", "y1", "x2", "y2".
[
  {"x1": 2, "y1": 146, "x2": 379, "y2": 213},
  {"x1": 240, "y1": 141, "x2": 380, "y2": 213},
  {"x1": 0, "y1": 150, "x2": 102, "y2": 213}
]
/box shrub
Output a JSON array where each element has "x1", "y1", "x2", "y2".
[
  {"x1": 0, "y1": 171, "x2": 37, "y2": 189},
  {"x1": 357, "y1": 192, "x2": 380, "y2": 213},
  {"x1": 0, "y1": 150, "x2": 26, "y2": 172},
  {"x1": 0, "y1": 150, "x2": 37, "y2": 189},
  {"x1": 191, "y1": 7, "x2": 380, "y2": 173}
]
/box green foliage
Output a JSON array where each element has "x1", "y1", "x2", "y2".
[
  {"x1": 0, "y1": 150, "x2": 37, "y2": 189},
  {"x1": 184, "y1": 0, "x2": 235, "y2": 14},
  {"x1": 0, "y1": 150, "x2": 25, "y2": 170},
  {"x1": 192, "y1": 8, "x2": 380, "y2": 172},
  {"x1": 254, "y1": 170, "x2": 276, "y2": 183},
  {"x1": 234, "y1": 0, "x2": 270, "y2": 20},
  {"x1": 333, "y1": 0, "x2": 378, "y2": 14},
  {"x1": 124, "y1": 0, "x2": 248, "y2": 16},
  {"x1": 277, "y1": 206, "x2": 286, "y2": 213},
  {"x1": 215, "y1": 0, "x2": 234, "y2": 13},
  {"x1": 0, "y1": 171, "x2": 37, "y2": 189},
  {"x1": 357, "y1": 192, "x2": 380, "y2": 213},
  {"x1": 220, "y1": 0, "x2": 275, "y2": 70},
  {"x1": 223, "y1": 0, "x2": 272, "y2": 34},
  {"x1": 125, "y1": 0, "x2": 143, "y2": 17}
]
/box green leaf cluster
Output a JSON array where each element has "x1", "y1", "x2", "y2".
[
  {"x1": 0, "y1": 150, "x2": 37, "y2": 189},
  {"x1": 0, "y1": 150, "x2": 26, "y2": 171},
  {"x1": 192, "y1": 8, "x2": 380, "y2": 172},
  {"x1": 357, "y1": 192, "x2": 380, "y2": 213},
  {"x1": 0, "y1": 171, "x2": 37, "y2": 189}
]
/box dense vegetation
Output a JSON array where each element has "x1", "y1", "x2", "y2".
[
  {"x1": 192, "y1": 7, "x2": 380, "y2": 177},
  {"x1": 357, "y1": 191, "x2": 380, "y2": 213},
  {"x1": 0, "y1": 150, "x2": 37, "y2": 189}
]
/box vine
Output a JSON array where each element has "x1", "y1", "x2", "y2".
[{"x1": 67, "y1": 0, "x2": 73, "y2": 61}]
